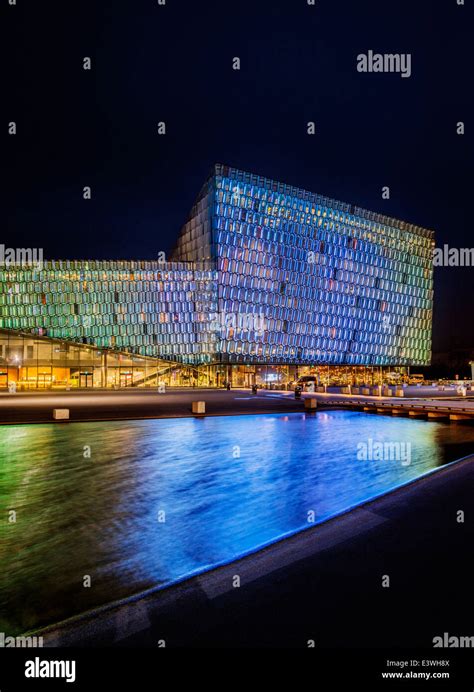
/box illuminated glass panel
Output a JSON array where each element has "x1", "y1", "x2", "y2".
[{"x1": 0, "y1": 166, "x2": 434, "y2": 367}]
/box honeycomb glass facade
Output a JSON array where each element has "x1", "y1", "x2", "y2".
[
  {"x1": 173, "y1": 165, "x2": 435, "y2": 368},
  {"x1": 0, "y1": 262, "x2": 218, "y2": 364},
  {"x1": 0, "y1": 165, "x2": 435, "y2": 389}
]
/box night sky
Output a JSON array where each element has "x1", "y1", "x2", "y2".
[{"x1": 4, "y1": 0, "x2": 473, "y2": 355}]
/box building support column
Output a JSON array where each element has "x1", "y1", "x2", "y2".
[{"x1": 101, "y1": 351, "x2": 108, "y2": 389}]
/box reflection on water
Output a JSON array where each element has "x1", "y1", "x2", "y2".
[{"x1": 1, "y1": 411, "x2": 474, "y2": 633}]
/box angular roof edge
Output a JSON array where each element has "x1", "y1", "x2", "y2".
[{"x1": 212, "y1": 163, "x2": 435, "y2": 241}]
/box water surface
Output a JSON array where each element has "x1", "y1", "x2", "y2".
[{"x1": 1, "y1": 411, "x2": 474, "y2": 633}]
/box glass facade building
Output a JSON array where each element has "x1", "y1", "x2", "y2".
[
  {"x1": 0, "y1": 262, "x2": 217, "y2": 363},
  {"x1": 0, "y1": 165, "x2": 435, "y2": 389}
]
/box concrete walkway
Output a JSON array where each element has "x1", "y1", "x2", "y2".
[
  {"x1": 1, "y1": 386, "x2": 473, "y2": 425},
  {"x1": 303, "y1": 391, "x2": 474, "y2": 421},
  {"x1": 0, "y1": 388, "x2": 305, "y2": 424},
  {"x1": 35, "y1": 453, "x2": 474, "y2": 648}
]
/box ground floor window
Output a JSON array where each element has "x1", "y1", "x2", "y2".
[{"x1": 0, "y1": 330, "x2": 409, "y2": 391}]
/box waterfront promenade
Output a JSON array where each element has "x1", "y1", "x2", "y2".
[
  {"x1": 0, "y1": 388, "x2": 304, "y2": 424},
  {"x1": 1, "y1": 387, "x2": 474, "y2": 424}
]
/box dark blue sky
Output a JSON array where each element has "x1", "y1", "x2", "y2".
[{"x1": 4, "y1": 0, "x2": 473, "y2": 354}]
